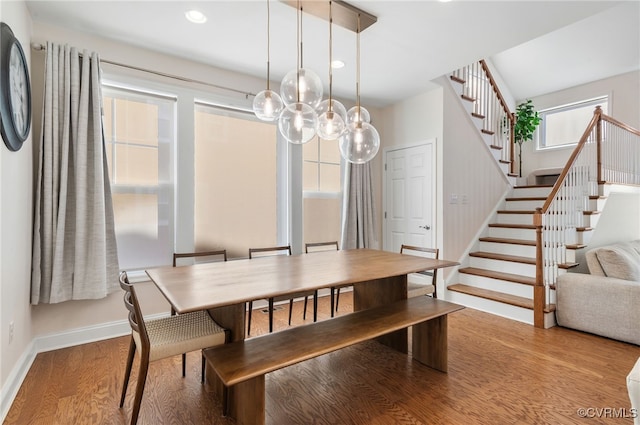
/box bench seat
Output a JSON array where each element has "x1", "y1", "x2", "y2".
[
  {"x1": 205, "y1": 297, "x2": 463, "y2": 386},
  {"x1": 203, "y1": 297, "x2": 463, "y2": 424}
]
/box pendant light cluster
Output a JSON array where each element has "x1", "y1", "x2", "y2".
[{"x1": 252, "y1": 0, "x2": 379, "y2": 164}]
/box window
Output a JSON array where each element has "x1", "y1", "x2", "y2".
[
  {"x1": 194, "y1": 103, "x2": 279, "y2": 259},
  {"x1": 103, "y1": 85, "x2": 176, "y2": 270},
  {"x1": 302, "y1": 136, "x2": 342, "y2": 244},
  {"x1": 537, "y1": 97, "x2": 608, "y2": 150}
]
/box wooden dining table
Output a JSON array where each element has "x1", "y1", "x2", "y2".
[
  {"x1": 146, "y1": 248, "x2": 460, "y2": 418},
  {"x1": 146, "y1": 248, "x2": 459, "y2": 344}
]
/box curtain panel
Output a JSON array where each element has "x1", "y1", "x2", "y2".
[
  {"x1": 340, "y1": 162, "x2": 379, "y2": 250},
  {"x1": 31, "y1": 42, "x2": 119, "y2": 304}
]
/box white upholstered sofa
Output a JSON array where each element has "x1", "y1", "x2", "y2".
[{"x1": 556, "y1": 240, "x2": 640, "y2": 346}]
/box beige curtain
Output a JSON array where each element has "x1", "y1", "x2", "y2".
[
  {"x1": 340, "y1": 162, "x2": 379, "y2": 249},
  {"x1": 31, "y1": 42, "x2": 119, "y2": 304}
]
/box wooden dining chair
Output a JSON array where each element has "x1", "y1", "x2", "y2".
[
  {"x1": 304, "y1": 241, "x2": 345, "y2": 317},
  {"x1": 247, "y1": 245, "x2": 318, "y2": 334},
  {"x1": 400, "y1": 244, "x2": 439, "y2": 298},
  {"x1": 172, "y1": 250, "x2": 227, "y2": 378},
  {"x1": 119, "y1": 272, "x2": 228, "y2": 425}
]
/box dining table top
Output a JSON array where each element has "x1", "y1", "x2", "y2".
[{"x1": 146, "y1": 248, "x2": 459, "y2": 314}]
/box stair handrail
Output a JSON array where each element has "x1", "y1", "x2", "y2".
[
  {"x1": 533, "y1": 107, "x2": 640, "y2": 327},
  {"x1": 451, "y1": 60, "x2": 516, "y2": 175}
]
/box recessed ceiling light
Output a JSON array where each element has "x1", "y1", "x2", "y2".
[
  {"x1": 185, "y1": 10, "x2": 207, "y2": 24},
  {"x1": 331, "y1": 60, "x2": 345, "y2": 69}
]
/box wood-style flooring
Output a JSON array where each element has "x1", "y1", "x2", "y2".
[{"x1": 4, "y1": 291, "x2": 640, "y2": 424}]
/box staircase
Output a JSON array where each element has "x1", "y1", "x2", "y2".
[{"x1": 447, "y1": 183, "x2": 607, "y2": 328}]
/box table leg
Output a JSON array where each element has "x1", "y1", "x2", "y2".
[
  {"x1": 412, "y1": 315, "x2": 448, "y2": 372},
  {"x1": 206, "y1": 304, "x2": 246, "y2": 410},
  {"x1": 353, "y1": 275, "x2": 408, "y2": 353}
]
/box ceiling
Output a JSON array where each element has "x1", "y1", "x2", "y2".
[{"x1": 26, "y1": 1, "x2": 640, "y2": 108}]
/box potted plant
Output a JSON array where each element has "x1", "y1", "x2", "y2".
[{"x1": 513, "y1": 100, "x2": 542, "y2": 178}]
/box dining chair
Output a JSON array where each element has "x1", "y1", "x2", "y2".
[
  {"x1": 304, "y1": 241, "x2": 345, "y2": 317},
  {"x1": 399, "y1": 244, "x2": 439, "y2": 298},
  {"x1": 172, "y1": 250, "x2": 227, "y2": 378},
  {"x1": 119, "y1": 271, "x2": 228, "y2": 425},
  {"x1": 247, "y1": 245, "x2": 318, "y2": 334}
]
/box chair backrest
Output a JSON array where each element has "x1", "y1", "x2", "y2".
[
  {"x1": 305, "y1": 241, "x2": 339, "y2": 253},
  {"x1": 400, "y1": 245, "x2": 440, "y2": 284},
  {"x1": 173, "y1": 250, "x2": 227, "y2": 267},
  {"x1": 249, "y1": 245, "x2": 291, "y2": 259},
  {"x1": 120, "y1": 272, "x2": 149, "y2": 349}
]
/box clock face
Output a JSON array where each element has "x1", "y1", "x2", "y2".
[
  {"x1": 0, "y1": 22, "x2": 31, "y2": 151},
  {"x1": 9, "y1": 43, "x2": 29, "y2": 139}
]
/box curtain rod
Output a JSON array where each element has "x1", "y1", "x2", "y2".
[{"x1": 31, "y1": 43, "x2": 256, "y2": 99}]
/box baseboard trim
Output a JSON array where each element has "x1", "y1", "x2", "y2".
[{"x1": 1, "y1": 312, "x2": 168, "y2": 423}]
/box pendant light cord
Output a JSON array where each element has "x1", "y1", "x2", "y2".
[
  {"x1": 328, "y1": 1, "x2": 334, "y2": 112},
  {"x1": 356, "y1": 13, "x2": 361, "y2": 114},
  {"x1": 296, "y1": 0, "x2": 301, "y2": 103},
  {"x1": 266, "y1": 0, "x2": 271, "y2": 91}
]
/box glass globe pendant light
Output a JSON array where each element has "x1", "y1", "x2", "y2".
[
  {"x1": 253, "y1": 0, "x2": 284, "y2": 121},
  {"x1": 278, "y1": 0, "x2": 318, "y2": 144},
  {"x1": 317, "y1": 1, "x2": 346, "y2": 140},
  {"x1": 279, "y1": 1, "x2": 323, "y2": 109},
  {"x1": 339, "y1": 14, "x2": 380, "y2": 163}
]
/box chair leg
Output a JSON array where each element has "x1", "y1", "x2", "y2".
[
  {"x1": 268, "y1": 298, "x2": 274, "y2": 333},
  {"x1": 182, "y1": 353, "x2": 186, "y2": 377},
  {"x1": 330, "y1": 287, "x2": 336, "y2": 318},
  {"x1": 302, "y1": 296, "x2": 308, "y2": 321},
  {"x1": 201, "y1": 352, "x2": 206, "y2": 384},
  {"x1": 288, "y1": 299, "x2": 294, "y2": 325},
  {"x1": 247, "y1": 301, "x2": 253, "y2": 336},
  {"x1": 336, "y1": 288, "x2": 341, "y2": 312},
  {"x1": 130, "y1": 352, "x2": 150, "y2": 425},
  {"x1": 433, "y1": 284, "x2": 437, "y2": 299},
  {"x1": 313, "y1": 290, "x2": 318, "y2": 322},
  {"x1": 120, "y1": 337, "x2": 136, "y2": 408}
]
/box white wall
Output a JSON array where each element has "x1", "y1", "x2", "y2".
[
  {"x1": 519, "y1": 70, "x2": 640, "y2": 178},
  {"x1": 380, "y1": 87, "x2": 445, "y2": 254},
  {"x1": 0, "y1": 0, "x2": 35, "y2": 414},
  {"x1": 441, "y1": 76, "x2": 510, "y2": 263}
]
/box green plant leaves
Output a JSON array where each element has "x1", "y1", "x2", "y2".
[{"x1": 514, "y1": 99, "x2": 541, "y2": 145}]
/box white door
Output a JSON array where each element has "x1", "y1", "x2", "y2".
[{"x1": 384, "y1": 142, "x2": 435, "y2": 253}]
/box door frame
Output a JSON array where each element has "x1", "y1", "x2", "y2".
[{"x1": 382, "y1": 139, "x2": 437, "y2": 253}]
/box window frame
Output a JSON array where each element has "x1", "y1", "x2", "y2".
[{"x1": 536, "y1": 95, "x2": 609, "y2": 151}]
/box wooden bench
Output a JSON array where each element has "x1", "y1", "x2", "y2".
[{"x1": 203, "y1": 297, "x2": 464, "y2": 425}]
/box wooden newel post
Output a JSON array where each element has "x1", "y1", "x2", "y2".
[
  {"x1": 533, "y1": 208, "x2": 544, "y2": 328},
  {"x1": 595, "y1": 106, "x2": 603, "y2": 184}
]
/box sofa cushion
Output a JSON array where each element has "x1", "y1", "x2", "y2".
[{"x1": 595, "y1": 243, "x2": 640, "y2": 281}]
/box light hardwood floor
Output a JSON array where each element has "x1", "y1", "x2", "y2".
[{"x1": 5, "y1": 291, "x2": 639, "y2": 424}]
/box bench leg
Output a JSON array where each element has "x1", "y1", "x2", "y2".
[
  {"x1": 412, "y1": 315, "x2": 448, "y2": 372},
  {"x1": 227, "y1": 375, "x2": 265, "y2": 425}
]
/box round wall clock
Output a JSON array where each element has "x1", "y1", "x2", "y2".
[{"x1": 0, "y1": 22, "x2": 32, "y2": 152}]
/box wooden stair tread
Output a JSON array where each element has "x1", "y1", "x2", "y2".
[
  {"x1": 513, "y1": 184, "x2": 553, "y2": 189},
  {"x1": 479, "y1": 236, "x2": 535, "y2": 246},
  {"x1": 469, "y1": 251, "x2": 535, "y2": 265},
  {"x1": 505, "y1": 197, "x2": 546, "y2": 202},
  {"x1": 497, "y1": 210, "x2": 536, "y2": 214},
  {"x1": 499, "y1": 159, "x2": 511, "y2": 164},
  {"x1": 489, "y1": 144, "x2": 502, "y2": 150},
  {"x1": 559, "y1": 262, "x2": 579, "y2": 269},
  {"x1": 488, "y1": 223, "x2": 536, "y2": 229},
  {"x1": 461, "y1": 94, "x2": 475, "y2": 102},
  {"x1": 450, "y1": 75, "x2": 465, "y2": 84},
  {"x1": 566, "y1": 244, "x2": 587, "y2": 250},
  {"x1": 576, "y1": 227, "x2": 593, "y2": 232},
  {"x1": 508, "y1": 173, "x2": 519, "y2": 177},
  {"x1": 471, "y1": 112, "x2": 485, "y2": 119},
  {"x1": 448, "y1": 284, "x2": 555, "y2": 312},
  {"x1": 459, "y1": 267, "x2": 536, "y2": 285},
  {"x1": 481, "y1": 129, "x2": 495, "y2": 135}
]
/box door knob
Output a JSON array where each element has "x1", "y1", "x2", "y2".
[{"x1": 419, "y1": 225, "x2": 431, "y2": 230}]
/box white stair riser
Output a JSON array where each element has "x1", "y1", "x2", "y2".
[
  {"x1": 480, "y1": 241, "x2": 536, "y2": 257},
  {"x1": 496, "y1": 213, "x2": 534, "y2": 225},
  {"x1": 458, "y1": 273, "x2": 534, "y2": 298},
  {"x1": 565, "y1": 249, "x2": 577, "y2": 263},
  {"x1": 468, "y1": 257, "x2": 536, "y2": 277},
  {"x1": 504, "y1": 200, "x2": 545, "y2": 210},
  {"x1": 487, "y1": 226, "x2": 536, "y2": 240},
  {"x1": 512, "y1": 187, "x2": 553, "y2": 197},
  {"x1": 576, "y1": 230, "x2": 593, "y2": 245},
  {"x1": 446, "y1": 290, "x2": 534, "y2": 325}
]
